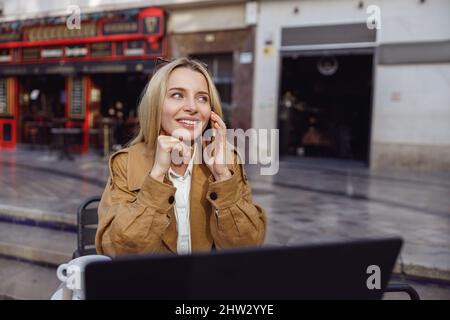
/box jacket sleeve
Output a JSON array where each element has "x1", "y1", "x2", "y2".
[
  {"x1": 206, "y1": 161, "x2": 267, "y2": 249},
  {"x1": 95, "y1": 152, "x2": 176, "y2": 257}
]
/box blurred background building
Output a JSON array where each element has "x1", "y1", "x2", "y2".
[
  {"x1": 0, "y1": 0, "x2": 449, "y2": 169},
  {"x1": 0, "y1": 0, "x2": 450, "y2": 301},
  {"x1": 253, "y1": 0, "x2": 450, "y2": 170}
]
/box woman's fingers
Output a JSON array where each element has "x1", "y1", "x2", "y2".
[
  {"x1": 158, "y1": 135, "x2": 181, "y2": 147},
  {"x1": 179, "y1": 140, "x2": 192, "y2": 164},
  {"x1": 157, "y1": 135, "x2": 191, "y2": 165},
  {"x1": 203, "y1": 138, "x2": 217, "y2": 166},
  {"x1": 211, "y1": 112, "x2": 227, "y2": 133},
  {"x1": 211, "y1": 113, "x2": 226, "y2": 144},
  {"x1": 201, "y1": 136, "x2": 207, "y2": 150},
  {"x1": 158, "y1": 135, "x2": 183, "y2": 152},
  {"x1": 171, "y1": 143, "x2": 184, "y2": 165},
  {"x1": 170, "y1": 141, "x2": 192, "y2": 165},
  {"x1": 210, "y1": 112, "x2": 229, "y2": 164}
]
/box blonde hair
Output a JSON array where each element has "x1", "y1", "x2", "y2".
[{"x1": 129, "y1": 58, "x2": 223, "y2": 152}]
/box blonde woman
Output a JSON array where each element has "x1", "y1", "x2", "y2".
[{"x1": 95, "y1": 57, "x2": 267, "y2": 257}]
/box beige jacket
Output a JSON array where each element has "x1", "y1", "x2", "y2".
[{"x1": 95, "y1": 142, "x2": 267, "y2": 257}]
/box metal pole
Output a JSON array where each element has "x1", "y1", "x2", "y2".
[{"x1": 103, "y1": 123, "x2": 110, "y2": 158}]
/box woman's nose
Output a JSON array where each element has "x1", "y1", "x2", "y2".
[{"x1": 182, "y1": 96, "x2": 197, "y2": 112}]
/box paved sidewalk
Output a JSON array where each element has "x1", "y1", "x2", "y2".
[
  {"x1": 249, "y1": 157, "x2": 450, "y2": 281},
  {"x1": 0, "y1": 149, "x2": 108, "y2": 224},
  {"x1": 0, "y1": 148, "x2": 449, "y2": 283}
]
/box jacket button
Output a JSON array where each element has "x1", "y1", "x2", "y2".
[
  {"x1": 210, "y1": 192, "x2": 218, "y2": 200},
  {"x1": 168, "y1": 195, "x2": 175, "y2": 204}
]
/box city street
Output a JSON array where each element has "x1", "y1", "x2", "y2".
[
  {"x1": 0, "y1": 0, "x2": 448, "y2": 305},
  {"x1": 0, "y1": 147, "x2": 449, "y2": 299}
]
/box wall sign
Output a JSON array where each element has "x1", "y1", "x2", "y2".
[
  {"x1": 103, "y1": 21, "x2": 139, "y2": 35},
  {"x1": 143, "y1": 17, "x2": 159, "y2": 34},
  {"x1": 24, "y1": 24, "x2": 97, "y2": 41},
  {"x1": 90, "y1": 42, "x2": 112, "y2": 57}
]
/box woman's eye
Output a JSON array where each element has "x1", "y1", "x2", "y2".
[
  {"x1": 198, "y1": 96, "x2": 209, "y2": 103},
  {"x1": 171, "y1": 92, "x2": 183, "y2": 99}
]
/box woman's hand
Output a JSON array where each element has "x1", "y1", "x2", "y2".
[
  {"x1": 150, "y1": 135, "x2": 191, "y2": 182},
  {"x1": 204, "y1": 111, "x2": 233, "y2": 181}
]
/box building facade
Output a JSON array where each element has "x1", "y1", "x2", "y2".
[
  {"x1": 0, "y1": 0, "x2": 257, "y2": 153},
  {"x1": 252, "y1": 0, "x2": 450, "y2": 169},
  {"x1": 0, "y1": 4, "x2": 166, "y2": 152},
  {"x1": 1, "y1": 0, "x2": 449, "y2": 170}
]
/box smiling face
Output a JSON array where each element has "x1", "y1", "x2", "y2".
[{"x1": 160, "y1": 67, "x2": 211, "y2": 142}]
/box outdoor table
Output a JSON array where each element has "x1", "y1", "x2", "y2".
[
  {"x1": 51, "y1": 127, "x2": 83, "y2": 160},
  {"x1": 24, "y1": 121, "x2": 53, "y2": 148}
]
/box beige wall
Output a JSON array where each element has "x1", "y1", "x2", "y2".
[
  {"x1": 253, "y1": 0, "x2": 450, "y2": 169},
  {"x1": 167, "y1": 3, "x2": 246, "y2": 34},
  {"x1": 370, "y1": 63, "x2": 450, "y2": 169},
  {"x1": 371, "y1": 143, "x2": 450, "y2": 170}
]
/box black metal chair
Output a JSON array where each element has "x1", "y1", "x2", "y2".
[
  {"x1": 72, "y1": 195, "x2": 102, "y2": 259},
  {"x1": 385, "y1": 282, "x2": 420, "y2": 300}
]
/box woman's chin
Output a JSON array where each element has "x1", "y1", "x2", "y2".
[{"x1": 171, "y1": 125, "x2": 203, "y2": 142}]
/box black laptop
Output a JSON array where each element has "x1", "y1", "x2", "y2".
[{"x1": 85, "y1": 237, "x2": 402, "y2": 300}]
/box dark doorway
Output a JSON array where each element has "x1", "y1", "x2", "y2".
[
  {"x1": 18, "y1": 75, "x2": 66, "y2": 146},
  {"x1": 91, "y1": 73, "x2": 147, "y2": 146},
  {"x1": 278, "y1": 54, "x2": 373, "y2": 162}
]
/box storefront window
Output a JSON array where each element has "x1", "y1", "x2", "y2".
[{"x1": 0, "y1": 78, "x2": 12, "y2": 116}]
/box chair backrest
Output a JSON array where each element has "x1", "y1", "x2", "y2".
[{"x1": 75, "y1": 195, "x2": 101, "y2": 257}]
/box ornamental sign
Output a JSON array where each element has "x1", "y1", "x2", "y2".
[
  {"x1": 103, "y1": 21, "x2": 139, "y2": 35},
  {"x1": 24, "y1": 23, "x2": 97, "y2": 41}
]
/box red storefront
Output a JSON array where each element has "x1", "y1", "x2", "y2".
[{"x1": 0, "y1": 7, "x2": 166, "y2": 152}]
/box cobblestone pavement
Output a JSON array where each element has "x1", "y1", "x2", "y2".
[{"x1": 249, "y1": 158, "x2": 450, "y2": 281}]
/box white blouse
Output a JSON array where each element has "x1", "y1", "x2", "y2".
[{"x1": 168, "y1": 148, "x2": 195, "y2": 255}]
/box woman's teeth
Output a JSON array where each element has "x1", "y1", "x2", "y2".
[{"x1": 178, "y1": 120, "x2": 197, "y2": 125}]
